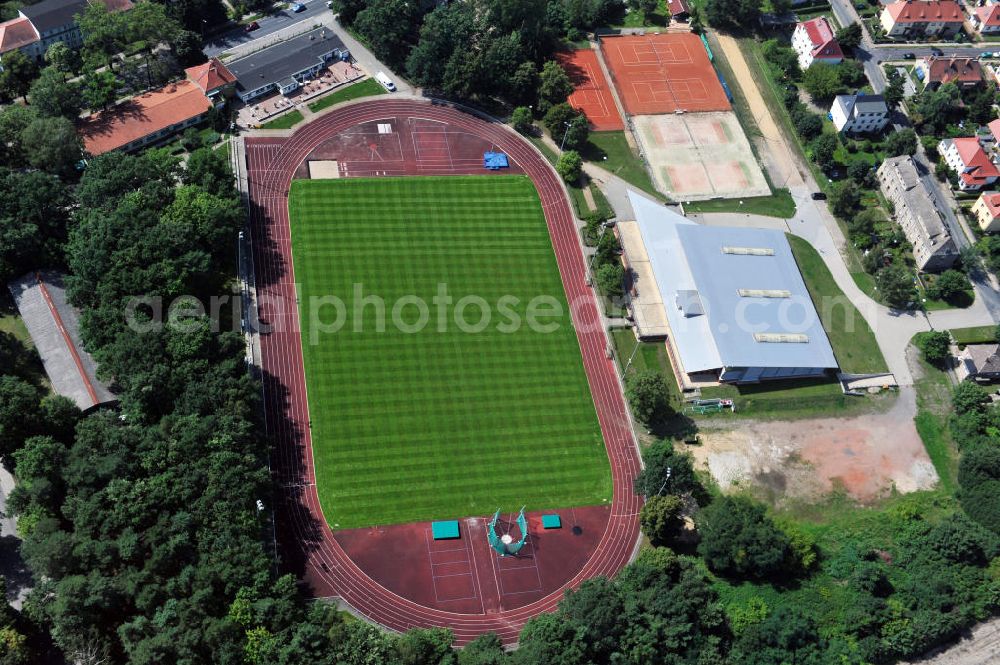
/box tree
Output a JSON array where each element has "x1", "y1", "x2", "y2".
[
  {"x1": 952, "y1": 381, "x2": 989, "y2": 415},
  {"x1": 802, "y1": 63, "x2": 844, "y2": 101},
  {"x1": 885, "y1": 128, "x2": 918, "y2": 157},
  {"x1": 511, "y1": 106, "x2": 534, "y2": 135},
  {"x1": 639, "y1": 494, "x2": 685, "y2": 546},
  {"x1": 884, "y1": 68, "x2": 905, "y2": 107},
  {"x1": 689, "y1": 5, "x2": 705, "y2": 33},
  {"x1": 926, "y1": 269, "x2": 970, "y2": 304},
  {"x1": 28, "y1": 67, "x2": 80, "y2": 119},
  {"x1": 183, "y1": 147, "x2": 234, "y2": 198},
  {"x1": 633, "y1": 440, "x2": 706, "y2": 502},
  {"x1": 911, "y1": 83, "x2": 960, "y2": 133},
  {"x1": 828, "y1": 179, "x2": 860, "y2": 217},
  {"x1": 875, "y1": 264, "x2": 915, "y2": 309},
  {"x1": 544, "y1": 103, "x2": 588, "y2": 150},
  {"x1": 836, "y1": 22, "x2": 862, "y2": 50},
  {"x1": 629, "y1": 0, "x2": 663, "y2": 25},
  {"x1": 697, "y1": 496, "x2": 792, "y2": 580},
  {"x1": 20, "y1": 116, "x2": 83, "y2": 176},
  {"x1": 810, "y1": 133, "x2": 837, "y2": 170},
  {"x1": 0, "y1": 50, "x2": 39, "y2": 102},
  {"x1": 625, "y1": 370, "x2": 671, "y2": 427},
  {"x1": 0, "y1": 376, "x2": 41, "y2": 461},
  {"x1": 705, "y1": 0, "x2": 761, "y2": 31},
  {"x1": 594, "y1": 262, "x2": 623, "y2": 297},
  {"x1": 914, "y1": 330, "x2": 951, "y2": 365},
  {"x1": 762, "y1": 39, "x2": 800, "y2": 80},
  {"x1": 45, "y1": 42, "x2": 81, "y2": 78},
  {"x1": 557, "y1": 577, "x2": 625, "y2": 663},
  {"x1": 538, "y1": 60, "x2": 573, "y2": 112},
  {"x1": 77, "y1": 1, "x2": 127, "y2": 68},
  {"x1": 792, "y1": 110, "x2": 822, "y2": 140},
  {"x1": 353, "y1": 0, "x2": 423, "y2": 69},
  {"x1": 556, "y1": 150, "x2": 583, "y2": 183},
  {"x1": 0, "y1": 105, "x2": 36, "y2": 169},
  {"x1": 0, "y1": 169, "x2": 71, "y2": 283},
  {"x1": 81, "y1": 70, "x2": 118, "y2": 111},
  {"x1": 459, "y1": 633, "x2": 506, "y2": 665},
  {"x1": 847, "y1": 160, "x2": 873, "y2": 186}
]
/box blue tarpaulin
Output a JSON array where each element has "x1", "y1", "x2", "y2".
[{"x1": 484, "y1": 152, "x2": 509, "y2": 170}]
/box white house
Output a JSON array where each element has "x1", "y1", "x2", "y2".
[
  {"x1": 830, "y1": 93, "x2": 889, "y2": 134},
  {"x1": 880, "y1": 0, "x2": 965, "y2": 38},
  {"x1": 973, "y1": 4, "x2": 1000, "y2": 35},
  {"x1": 938, "y1": 137, "x2": 1000, "y2": 191},
  {"x1": 791, "y1": 17, "x2": 843, "y2": 70}
]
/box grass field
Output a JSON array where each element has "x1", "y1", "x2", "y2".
[
  {"x1": 260, "y1": 110, "x2": 304, "y2": 130},
  {"x1": 950, "y1": 324, "x2": 997, "y2": 346},
  {"x1": 307, "y1": 78, "x2": 385, "y2": 113},
  {"x1": 582, "y1": 131, "x2": 663, "y2": 199},
  {"x1": 289, "y1": 176, "x2": 612, "y2": 528},
  {"x1": 787, "y1": 235, "x2": 889, "y2": 374}
]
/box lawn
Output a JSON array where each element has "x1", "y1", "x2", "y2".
[
  {"x1": 683, "y1": 190, "x2": 797, "y2": 219},
  {"x1": 610, "y1": 327, "x2": 680, "y2": 404},
  {"x1": 529, "y1": 134, "x2": 614, "y2": 218},
  {"x1": 289, "y1": 176, "x2": 612, "y2": 528},
  {"x1": 699, "y1": 376, "x2": 892, "y2": 419},
  {"x1": 787, "y1": 235, "x2": 889, "y2": 374},
  {"x1": 307, "y1": 78, "x2": 386, "y2": 113},
  {"x1": 950, "y1": 324, "x2": 997, "y2": 346},
  {"x1": 582, "y1": 131, "x2": 663, "y2": 199},
  {"x1": 260, "y1": 110, "x2": 304, "y2": 130}
]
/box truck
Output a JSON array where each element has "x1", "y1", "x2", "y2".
[{"x1": 375, "y1": 71, "x2": 396, "y2": 92}]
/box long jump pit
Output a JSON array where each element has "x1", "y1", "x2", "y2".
[
  {"x1": 556, "y1": 49, "x2": 624, "y2": 131},
  {"x1": 600, "y1": 33, "x2": 731, "y2": 115},
  {"x1": 633, "y1": 112, "x2": 770, "y2": 201}
]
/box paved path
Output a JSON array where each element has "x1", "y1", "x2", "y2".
[{"x1": 0, "y1": 465, "x2": 31, "y2": 610}]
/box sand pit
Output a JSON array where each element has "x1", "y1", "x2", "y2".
[{"x1": 688, "y1": 392, "x2": 938, "y2": 504}]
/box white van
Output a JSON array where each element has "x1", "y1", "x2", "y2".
[{"x1": 375, "y1": 71, "x2": 396, "y2": 92}]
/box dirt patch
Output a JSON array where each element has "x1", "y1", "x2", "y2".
[{"x1": 687, "y1": 389, "x2": 938, "y2": 504}]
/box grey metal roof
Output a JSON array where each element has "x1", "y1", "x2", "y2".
[
  {"x1": 227, "y1": 27, "x2": 346, "y2": 93},
  {"x1": 8, "y1": 271, "x2": 116, "y2": 412},
  {"x1": 834, "y1": 93, "x2": 887, "y2": 118},
  {"x1": 629, "y1": 192, "x2": 838, "y2": 373},
  {"x1": 19, "y1": 0, "x2": 86, "y2": 33}
]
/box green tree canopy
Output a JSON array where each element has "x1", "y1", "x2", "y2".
[
  {"x1": 875, "y1": 263, "x2": 915, "y2": 309},
  {"x1": 639, "y1": 494, "x2": 685, "y2": 547},
  {"x1": 697, "y1": 495, "x2": 792, "y2": 580},
  {"x1": 28, "y1": 67, "x2": 80, "y2": 119},
  {"x1": 556, "y1": 149, "x2": 583, "y2": 183},
  {"x1": 801, "y1": 63, "x2": 845, "y2": 101},
  {"x1": 624, "y1": 370, "x2": 672, "y2": 427}
]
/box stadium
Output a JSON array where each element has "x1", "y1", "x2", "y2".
[{"x1": 243, "y1": 99, "x2": 641, "y2": 644}]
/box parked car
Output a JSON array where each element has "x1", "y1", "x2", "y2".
[
  {"x1": 902, "y1": 52, "x2": 915, "y2": 59},
  {"x1": 245, "y1": 20, "x2": 259, "y2": 31},
  {"x1": 811, "y1": 192, "x2": 827, "y2": 200},
  {"x1": 930, "y1": 47, "x2": 943, "y2": 56},
  {"x1": 291, "y1": 2, "x2": 305, "y2": 11}
]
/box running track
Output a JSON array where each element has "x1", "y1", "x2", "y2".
[{"x1": 245, "y1": 99, "x2": 642, "y2": 645}]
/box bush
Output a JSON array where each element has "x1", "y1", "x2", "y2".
[
  {"x1": 792, "y1": 110, "x2": 823, "y2": 140},
  {"x1": 697, "y1": 496, "x2": 792, "y2": 580},
  {"x1": 914, "y1": 330, "x2": 951, "y2": 365}
]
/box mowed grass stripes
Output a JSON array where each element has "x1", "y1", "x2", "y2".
[{"x1": 288, "y1": 176, "x2": 612, "y2": 529}]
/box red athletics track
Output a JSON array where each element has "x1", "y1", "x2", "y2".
[{"x1": 244, "y1": 99, "x2": 642, "y2": 645}]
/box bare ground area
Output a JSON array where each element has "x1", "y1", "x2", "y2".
[
  {"x1": 902, "y1": 617, "x2": 1000, "y2": 665},
  {"x1": 686, "y1": 388, "x2": 938, "y2": 505}
]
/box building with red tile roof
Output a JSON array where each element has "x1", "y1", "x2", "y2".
[
  {"x1": 666, "y1": 0, "x2": 690, "y2": 18},
  {"x1": 0, "y1": 17, "x2": 39, "y2": 56},
  {"x1": 974, "y1": 4, "x2": 1000, "y2": 34},
  {"x1": 917, "y1": 56, "x2": 984, "y2": 90},
  {"x1": 880, "y1": 0, "x2": 965, "y2": 39},
  {"x1": 185, "y1": 58, "x2": 237, "y2": 105},
  {"x1": 939, "y1": 137, "x2": 1000, "y2": 191},
  {"x1": 973, "y1": 191, "x2": 1000, "y2": 232},
  {"x1": 79, "y1": 79, "x2": 213, "y2": 156},
  {"x1": 791, "y1": 17, "x2": 843, "y2": 70},
  {"x1": 0, "y1": 0, "x2": 132, "y2": 66}
]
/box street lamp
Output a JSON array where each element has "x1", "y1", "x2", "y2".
[{"x1": 560, "y1": 117, "x2": 581, "y2": 152}]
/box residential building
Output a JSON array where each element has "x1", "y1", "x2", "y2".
[
  {"x1": 972, "y1": 191, "x2": 1000, "y2": 232},
  {"x1": 8, "y1": 271, "x2": 117, "y2": 412},
  {"x1": 0, "y1": 0, "x2": 133, "y2": 65},
  {"x1": 830, "y1": 93, "x2": 889, "y2": 134},
  {"x1": 791, "y1": 17, "x2": 843, "y2": 70},
  {"x1": 916, "y1": 56, "x2": 984, "y2": 90},
  {"x1": 939, "y1": 137, "x2": 1000, "y2": 191},
  {"x1": 185, "y1": 58, "x2": 237, "y2": 107},
  {"x1": 666, "y1": 0, "x2": 690, "y2": 19},
  {"x1": 973, "y1": 4, "x2": 1000, "y2": 34},
  {"x1": 880, "y1": 0, "x2": 965, "y2": 39},
  {"x1": 79, "y1": 79, "x2": 213, "y2": 155},
  {"x1": 877, "y1": 156, "x2": 959, "y2": 271},
  {"x1": 0, "y1": 17, "x2": 39, "y2": 63},
  {"x1": 617, "y1": 192, "x2": 838, "y2": 388},
  {"x1": 227, "y1": 27, "x2": 349, "y2": 102},
  {"x1": 956, "y1": 344, "x2": 1000, "y2": 382}
]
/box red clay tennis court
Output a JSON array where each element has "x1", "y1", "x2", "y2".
[
  {"x1": 556, "y1": 49, "x2": 624, "y2": 131},
  {"x1": 601, "y1": 33, "x2": 731, "y2": 116}
]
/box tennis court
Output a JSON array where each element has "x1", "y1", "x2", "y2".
[
  {"x1": 633, "y1": 112, "x2": 770, "y2": 200},
  {"x1": 601, "y1": 33, "x2": 731, "y2": 116},
  {"x1": 556, "y1": 49, "x2": 624, "y2": 131}
]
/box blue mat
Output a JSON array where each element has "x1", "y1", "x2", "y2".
[{"x1": 484, "y1": 152, "x2": 509, "y2": 170}]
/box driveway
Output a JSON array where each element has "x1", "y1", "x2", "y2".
[{"x1": 203, "y1": 0, "x2": 330, "y2": 57}]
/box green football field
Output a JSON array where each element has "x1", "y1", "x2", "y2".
[{"x1": 288, "y1": 175, "x2": 612, "y2": 529}]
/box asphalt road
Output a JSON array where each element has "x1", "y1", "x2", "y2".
[{"x1": 203, "y1": 0, "x2": 329, "y2": 57}]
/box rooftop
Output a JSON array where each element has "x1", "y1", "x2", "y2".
[
  {"x1": 978, "y1": 191, "x2": 1000, "y2": 218},
  {"x1": 666, "y1": 0, "x2": 690, "y2": 16},
  {"x1": 0, "y1": 16, "x2": 38, "y2": 54},
  {"x1": 921, "y1": 56, "x2": 984, "y2": 85},
  {"x1": 947, "y1": 137, "x2": 1000, "y2": 184},
  {"x1": 799, "y1": 16, "x2": 843, "y2": 59},
  {"x1": 185, "y1": 58, "x2": 236, "y2": 94},
  {"x1": 19, "y1": 0, "x2": 132, "y2": 34},
  {"x1": 8, "y1": 271, "x2": 116, "y2": 412},
  {"x1": 976, "y1": 4, "x2": 1000, "y2": 27},
  {"x1": 625, "y1": 192, "x2": 837, "y2": 374},
  {"x1": 835, "y1": 93, "x2": 888, "y2": 117},
  {"x1": 879, "y1": 156, "x2": 955, "y2": 252},
  {"x1": 79, "y1": 79, "x2": 212, "y2": 155},
  {"x1": 227, "y1": 27, "x2": 347, "y2": 93},
  {"x1": 884, "y1": 0, "x2": 964, "y2": 23}
]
